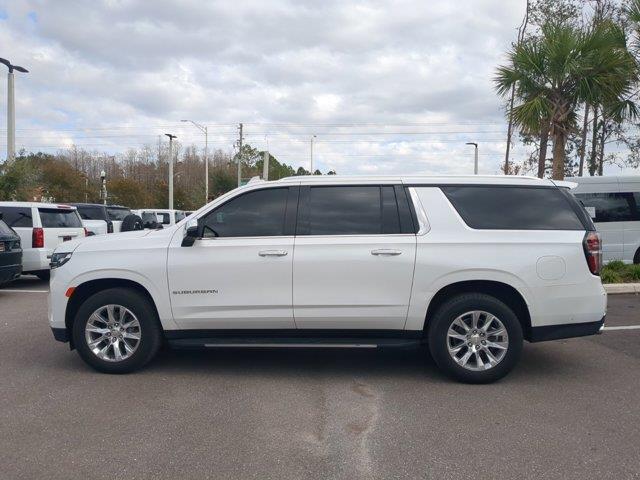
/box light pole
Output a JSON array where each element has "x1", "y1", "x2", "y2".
[
  {"x1": 0, "y1": 58, "x2": 28, "y2": 162},
  {"x1": 165, "y1": 134, "x2": 177, "y2": 210},
  {"x1": 100, "y1": 170, "x2": 107, "y2": 205},
  {"x1": 181, "y1": 119, "x2": 208, "y2": 203},
  {"x1": 310, "y1": 135, "x2": 316, "y2": 174},
  {"x1": 466, "y1": 142, "x2": 478, "y2": 175}
]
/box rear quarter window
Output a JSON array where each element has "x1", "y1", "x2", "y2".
[
  {"x1": 441, "y1": 186, "x2": 585, "y2": 230},
  {"x1": 38, "y1": 208, "x2": 83, "y2": 228},
  {"x1": 0, "y1": 207, "x2": 33, "y2": 228}
]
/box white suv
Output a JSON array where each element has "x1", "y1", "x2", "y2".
[
  {"x1": 48, "y1": 176, "x2": 606, "y2": 383},
  {"x1": 0, "y1": 202, "x2": 86, "y2": 280}
]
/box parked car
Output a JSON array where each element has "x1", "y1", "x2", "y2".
[
  {"x1": 0, "y1": 202, "x2": 86, "y2": 280},
  {"x1": 72, "y1": 203, "x2": 113, "y2": 235},
  {"x1": 0, "y1": 214, "x2": 22, "y2": 286},
  {"x1": 571, "y1": 175, "x2": 640, "y2": 264},
  {"x1": 48, "y1": 175, "x2": 606, "y2": 383},
  {"x1": 136, "y1": 209, "x2": 186, "y2": 227}
]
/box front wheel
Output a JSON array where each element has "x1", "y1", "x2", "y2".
[
  {"x1": 72, "y1": 288, "x2": 162, "y2": 373},
  {"x1": 428, "y1": 293, "x2": 523, "y2": 384}
]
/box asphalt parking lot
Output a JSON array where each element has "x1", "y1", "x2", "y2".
[{"x1": 1, "y1": 277, "x2": 639, "y2": 480}]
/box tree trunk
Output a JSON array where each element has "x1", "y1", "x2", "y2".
[
  {"x1": 551, "y1": 130, "x2": 566, "y2": 180},
  {"x1": 537, "y1": 118, "x2": 550, "y2": 178},
  {"x1": 588, "y1": 105, "x2": 599, "y2": 176},
  {"x1": 598, "y1": 119, "x2": 606, "y2": 176},
  {"x1": 578, "y1": 103, "x2": 590, "y2": 176}
]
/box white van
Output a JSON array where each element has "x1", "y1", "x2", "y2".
[
  {"x1": 571, "y1": 176, "x2": 640, "y2": 264},
  {"x1": 0, "y1": 202, "x2": 86, "y2": 279}
]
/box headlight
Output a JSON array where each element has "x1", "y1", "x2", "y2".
[{"x1": 50, "y1": 252, "x2": 73, "y2": 269}]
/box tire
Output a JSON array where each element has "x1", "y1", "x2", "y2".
[
  {"x1": 634, "y1": 248, "x2": 640, "y2": 265},
  {"x1": 120, "y1": 214, "x2": 144, "y2": 232},
  {"x1": 427, "y1": 293, "x2": 523, "y2": 384},
  {"x1": 35, "y1": 271, "x2": 50, "y2": 281},
  {"x1": 72, "y1": 288, "x2": 162, "y2": 374}
]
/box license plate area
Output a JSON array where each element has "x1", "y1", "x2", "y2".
[{"x1": 62, "y1": 236, "x2": 72, "y2": 242}]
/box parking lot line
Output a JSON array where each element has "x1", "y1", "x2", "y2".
[
  {"x1": 602, "y1": 325, "x2": 640, "y2": 331},
  {"x1": 0, "y1": 289, "x2": 49, "y2": 293}
]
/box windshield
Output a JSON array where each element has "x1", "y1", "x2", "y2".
[{"x1": 106, "y1": 207, "x2": 132, "y2": 221}]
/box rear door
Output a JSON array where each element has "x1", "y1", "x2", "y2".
[
  {"x1": 38, "y1": 207, "x2": 85, "y2": 249},
  {"x1": 293, "y1": 184, "x2": 417, "y2": 329}
]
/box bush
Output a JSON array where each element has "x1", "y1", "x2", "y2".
[
  {"x1": 601, "y1": 262, "x2": 640, "y2": 283},
  {"x1": 601, "y1": 268, "x2": 623, "y2": 284}
]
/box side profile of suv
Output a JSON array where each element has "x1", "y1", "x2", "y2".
[
  {"x1": 48, "y1": 176, "x2": 606, "y2": 383},
  {"x1": 0, "y1": 202, "x2": 86, "y2": 280}
]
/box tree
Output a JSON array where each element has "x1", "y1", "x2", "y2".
[{"x1": 495, "y1": 20, "x2": 637, "y2": 179}]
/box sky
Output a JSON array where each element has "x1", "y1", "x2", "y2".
[{"x1": 0, "y1": 0, "x2": 637, "y2": 177}]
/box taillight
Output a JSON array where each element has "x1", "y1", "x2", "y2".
[
  {"x1": 107, "y1": 221, "x2": 114, "y2": 234},
  {"x1": 583, "y1": 231, "x2": 601, "y2": 276},
  {"x1": 32, "y1": 227, "x2": 44, "y2": 248}
]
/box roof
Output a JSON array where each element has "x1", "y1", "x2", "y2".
[
  {"x1": 272, "y1": 174, "x2": 556, "y2": 187},
  {"x1": 0, "y1": 201, "x2": 78, "y2": 209}
]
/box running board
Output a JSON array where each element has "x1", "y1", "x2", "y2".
[{"x1": 167, "y1": 335, "x2": 422, "y2": 350}]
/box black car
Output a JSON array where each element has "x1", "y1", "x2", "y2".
[{"x1": 0, "y1": 214, "x2": 22, "y2": 286}]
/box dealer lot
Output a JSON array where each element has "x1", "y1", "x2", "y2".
[{"x1": 1, "y1": 277, "x2": 639, "y2": 480}]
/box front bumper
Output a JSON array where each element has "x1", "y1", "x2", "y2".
[{"x1": 529, "y1": 316, "x2": 606, "y2": 342}]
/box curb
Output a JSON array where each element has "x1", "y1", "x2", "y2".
[{"x1": 603, "y1": 283, "x2": 640, "y2": 294}]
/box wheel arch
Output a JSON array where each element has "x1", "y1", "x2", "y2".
[
  {"x1": 424, "y1": 280, "x2": 533, "y2": 341},
  {"x1": 65, "y1": 278, "x2": 162, "y2": 349}
]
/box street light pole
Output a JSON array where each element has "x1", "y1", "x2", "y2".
[
  {"x1": 100, "y1": 170, "x2": 107, "y2": 205},
  {"x1": 466, "y1": 142, "x2": 478, "y2": 175},
  {"x1": 310, "y1": 135, "x2": 316, "y2": 174},
  {"x1": 165, "y1": 134, "x2": 177, "y2": 210},
  {"x1": 181, "y1": 119, "x2": 208, "y2": 203},
  {"x1": 0, "y1": 58, "x2": 28, "y2": 162}
]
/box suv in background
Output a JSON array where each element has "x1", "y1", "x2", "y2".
[
  {"x1": 48, "y1": 176, "x2": 606, "y2": 383},
  {"x1": 72, "y1": 203, "x2": 114, "y2": 235},
  {"x1": 136, "y1": 209, "x2": 186, "y2": 227},
  {"x1": 0, "y1": 214, "x2": 22, "y2": 286},
  {"x1": 0, "y1": 202, "x2": 86, "y2": 280}
]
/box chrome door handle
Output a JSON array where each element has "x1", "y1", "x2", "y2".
[
  {"x1": 258, "y1": 250, "x2": 288, "y2": 257},
  {"x1": 371, "y1": 249, "x2": 402, "y2": 256}
]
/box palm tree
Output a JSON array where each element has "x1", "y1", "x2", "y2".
[{"x1": 495, "y1": 20, "x2": 637, "y2": 179}]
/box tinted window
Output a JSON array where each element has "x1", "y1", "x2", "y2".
[
  {"x1": 158, "y1": 213, "x2": 170, "y2": 225},
  {"x1": 76, "y1": 205, "x2": 105, "y2": 221},
  {"x1": 0, "y1": 220, "x2": 14, "y2": 236},
  {"x1": 140, "y1": 212, "x2": 157, "y2": 223},
  {"x1": 574, "y1": 192, "x2": 640, "y2": 223},
  {"x1": 202, "y1": 188, "x2": 288, "y2": 237},
  {"x1": 302, "y1": 186, "x2": 396, "y2": 235},
  {"x1": 106, "y1": 207, "x2": 131, "y2": 221},
  {"x1": 442, "y1": 186, "x2": 585, "y2": 230},
  {"x1": 175, "y1": 211, "x2": 186, "y2": 222},
  {"x1": 0, "y1": 207, "x2": 33, "y2": 228},
  {"x1": 38, "y1": 208, "x2": 83, "y2": 228}
]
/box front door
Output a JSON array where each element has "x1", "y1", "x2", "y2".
[
  {"x1": 293, "y1": 185, "x2": 417, "y2": 330},
  {"x1": 168, "y1": 186, "x2": 298, "y2": 329}
]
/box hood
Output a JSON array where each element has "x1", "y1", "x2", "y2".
[{"x1": 53, "y1": 228, "x2": 158, "y2": 254}]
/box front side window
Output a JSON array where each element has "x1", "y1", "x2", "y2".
[
  {"x1": 0, "y1": 207, "x2": 33, "y2": 228},
  {"x1": 574, "y1": 192, "x2": 639, "y2": 223},
  {"x1": 301, "y1": 186, "x2": 400, "y2": 235},
  {"x1": 201, "y1": 188, "x2": 288, "y2": 237},
  {"x1": 442, "y1": 186, "x2": 585, "y2": 230},
  {"x1": 38, "y1": 208, "x2": 83, "y2": 228}
]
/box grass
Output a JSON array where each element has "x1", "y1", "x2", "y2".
[{"x1": 601, "y1": 260, "x2": 640, "y2": 283}]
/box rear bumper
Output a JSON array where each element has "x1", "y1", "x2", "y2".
[
  {"x1": 529, "y1": 316, "x2": 606, "y2": 342},
  {"x1": 0, "y1": 263, "x2": 22, "y2": 284}
]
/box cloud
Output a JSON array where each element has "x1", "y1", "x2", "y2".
[{"x1": 0, "y1": 0, "x2": 556, "y2": 175}]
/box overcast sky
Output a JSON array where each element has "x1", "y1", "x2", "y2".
[{"x1": 1, "y1": 0, "x2": 634, "y2": 176}]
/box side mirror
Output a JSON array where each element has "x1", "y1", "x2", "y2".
[{"x1": 182, "y1": 225, "x2": 200, "y2": 247}]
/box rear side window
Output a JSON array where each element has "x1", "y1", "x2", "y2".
[
  {"x1": 441, "y1": 186, "x2": 585, "y2": 230},
  {"x1": 201, "y1": 188, "x2": 288, "y2": 237},
  {"x1": 574, "y1": 192, "x2": 640, "y2": 222},
  {"x1": 299, "y1": 186, "x2": 401, "y2": 235},
  {"x1": 38, "y1": 208, "x2": 83, "y2": 228},
  {"x1": 107, "y1": 207, "x2": 131, "y2": 221},
  {"x1": 0, "y1": 207, "x2": 33, "y2": 228},
  {"x1": 76, "y1": 206, "x2": 106, "y2": 221}
]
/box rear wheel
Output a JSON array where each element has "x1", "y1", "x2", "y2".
[
  {"x1": 72, "y1": 288, "x2": 162, "y2": 373},
  {"x1": 428, "y1": 293, "x2": 523, "y2": 383}
]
